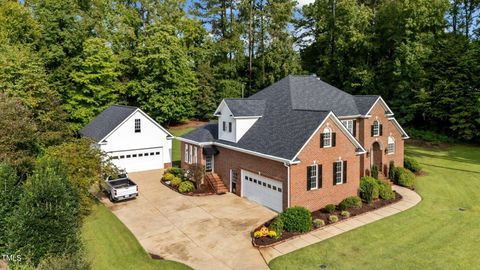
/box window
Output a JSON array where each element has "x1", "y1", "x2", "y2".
[
  {"x1": 126, "y1": 155, "x2": 131, "y2": 158},
  {"x1": 144, "y1": 153, "x2": 149, "y2": 156},
  {"x1": 134, "y1": 119, "x2": 141, "y2": 133},
  {"x1": 342, "y1": 120, "x2": 354, "y2": 134},
  {"x1": 278, "y1": 188, "x2": 282, "y2": 192},
  {"x1": 193, "y1": 146, "x2": 198, "y2": 163},
  {"x1": 155, "y1": 152, "x2": 160, "y2": 155},
  {"x1": 228, "y1": 122, "x2": 232, "y2": 132},
  {"x1": 372, "y1": 120, "x2": 380, "y2": 136},
  {"x1": 188, "y1": 145, "x2": 193, "y2": 164},
  {"x1": 139, "y1": 153, "x2": 143, "y2": 157},
  {"x1": 120, "y1": 155, "x2": 125, "y2": 159},
  {"x1": 132, "y1": 154, "x2": 137, "y2": 158},
  {"x1": 307, "y1": 165, "x2": 318, "y2": 190},
  {"x1": 112, "y1": 156, "x2": 119, "y2": 160},
  {"x1": 387, "y1": 136, "x2": 395, "y2": 154},
  {"x1": 323, "y1": 127, "x2": 332, "y2": 147},
  {"x1": 223, "y1": 121, "x2": 226, "y2": 131},
  {"x1": 334, "y1": 161, "x2": 343, "y2": 185}
]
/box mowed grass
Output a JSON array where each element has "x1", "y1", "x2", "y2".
[
  {"x1": 169, "y1": 127, "x2": 195, "y2": 164},
  {"x1": 270, "y1": 144, "x2": 480, "y2": 270},
  {"x1": 82, "y1": 203, "x2": 191, "y2": 270}
]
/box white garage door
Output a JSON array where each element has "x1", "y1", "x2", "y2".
[
  {"x1": 241, "y1": 170, "x2": 283, "y2": 212},
  {"x1": 109, "y1": 147, "x2": 164, "y2": 173}
]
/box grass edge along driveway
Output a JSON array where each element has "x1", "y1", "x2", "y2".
[
  {"x1": 269, "y1": 144, "x2": 480, "y2": 270},
  {"x1": 82, "y1": 202, "x2": 192, "y2": 270}
]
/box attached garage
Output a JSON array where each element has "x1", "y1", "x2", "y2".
[{"x1": 241, "y1": 170, "x2": 283, "y2": 212}]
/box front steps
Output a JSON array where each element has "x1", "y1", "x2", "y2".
[{"x1": 205, "y1": 172, "x2": 228, "y2": 194}]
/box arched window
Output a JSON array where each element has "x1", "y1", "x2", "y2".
[
  {"x1": 373, "y1": 120, "x2": 380, "y2": 136},
  {"x1": 387, "y1": 136, "x2": 395, "y2": 154},
  {"x1": 323, "y1": 127, "x2": 332, "y2": 147}
]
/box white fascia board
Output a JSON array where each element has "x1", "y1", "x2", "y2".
[
  {"x1": 365, "y1": 97, "x2": 395, "y2": 116},
  {"x1": 174, "y1": 137, "x2": 209, "y2": 146},
  {"x1": 233, "y1": 116, "x2": 263, "y2": 119},
  {"x1": 388, "y1": 117, "x2": 410, "y2": 139},
  {"x1": 337, "y1": 115, "x2": 362, "y2": 119},
  {"x1": 100, "y1": 108, "x2": 173, "y2": 143},
  {"x1": 213, "y1": 100, "x2": 227, "y2": 116},
  {"x1": 290, "y1": 112, "x2": 366, "y2": 162}
]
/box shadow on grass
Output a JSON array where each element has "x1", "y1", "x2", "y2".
[
  {"x1": 419, "y1": 163, "x2": 480, "y2": 174},
  {"x1": 406, "y1": 145, "x2": 480, "y2": 167}
]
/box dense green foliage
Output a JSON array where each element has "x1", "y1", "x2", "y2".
[
  {"x1": 324, "y1": 204, "x2": 336, "y2": 214},
  {"x1": 378, "y1": 180, "x2": 395, "y2": 200},
  {"x1": 388, "y1": 161, "x2": 396, "y2": 181},
  {"x1": 371, "y1": 164, "x2": 379, "y2": 179},
  {"x1": 404, "y1": 157, "x2": 422, "y2": 173},
  {"x1": 270, "y1": 145, "x2": 480, "y2": 269},
  {"x1": 359, "y1": 176, "x2": 380, "y2": 203},
  {"x1": 394, "y1": 167, "x2": 416, "y2": 188},
  {"x1": 338, "y1": 196, "x2": 363, "y2": 211},
  {"x1": 280, "y1": 206, "x2": 312, "y2": 233},
  {"x1": 178, "y1": 181, "x2": 195, "y2": 193},
  {"x1": 6, "y1": 160, "x2": 81, "y2": 266},
  {"x1": 268, "y1": 217, "x2": 284, "y2": 238},
  {"x1": 0, "y1": 164, "x2": 21, "y2": 253}
]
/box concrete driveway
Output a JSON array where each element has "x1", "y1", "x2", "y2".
[{"x1": 101, "y1": 170, "x2": 276, "y2": 270}]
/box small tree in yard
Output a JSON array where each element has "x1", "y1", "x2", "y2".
[
  {"x1": 389, "y1": 161, "x2": 396, "y2": 180},
  {"x1": 371, "y1": 165, "x2": 379, "y2": 179},
  {"x1": 187, "y1": 163, "x2": 205, "y2": 188}
]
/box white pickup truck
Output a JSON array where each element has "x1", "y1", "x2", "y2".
[{"x1": 104, "y1": 172, "x2": 138, "y2": 202}]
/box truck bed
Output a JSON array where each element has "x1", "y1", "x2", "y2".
[{"x1": 107, "y1": 178, "x2": 136, "y2": 189}]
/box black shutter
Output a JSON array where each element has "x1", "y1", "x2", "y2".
[
  {"x1": 333, "y1": 162, "x2": 337, "y2": 186},
  {"x1": 306, "y1": 166, "x2": 311, "y2": 191},
  {"x1": 318, "y1": 165, "x2": 323, "y2": 188},
  {"x1": 380, "y1": 124, "x2": 383, "y2": 136},
  {"x1": 371, "y1": 125, "x2": 374, "y2": 137},
  {"x1": 332, "y1": 133, "x2": 336, "y2": 147},
  {"x1": 353, "y1": 120, "x2": 357, "y2": 137},
  {"x1": 320, "y1": 134, "x2": 324, "y2": 148},
  {"x1": 343, "y1": 160, "x2": 347, "y2": 183}
]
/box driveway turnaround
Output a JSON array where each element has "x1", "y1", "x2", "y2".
[
  {"x1": 259, "y1": 185, "x2": 422, "y2": 263},
  {"x1": 101, "y1": 170, "x2": 276, "y2": 270}
]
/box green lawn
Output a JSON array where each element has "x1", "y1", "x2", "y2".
[
  {"x1": 82, "y1": 203, "x2": 191, "y2": 270},
  {"x1": 270, "y1": 144, "x2": 480, "y2": 270},
  {"x1": 169, "y1": 127, "x2": 195, "y2": 165}
]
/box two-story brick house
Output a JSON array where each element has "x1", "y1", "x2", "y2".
[{"x1": 177, "y1": 75, "x2": 409, "y2": 212}]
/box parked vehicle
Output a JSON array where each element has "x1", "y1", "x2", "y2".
[{"x1": 104, "y1": 172, "x2": 138, "y2": 202}]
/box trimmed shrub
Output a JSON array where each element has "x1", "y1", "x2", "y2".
[
  {"x1": 178, "y1": 181, "x2": 195, "y2": 193},
  {"x1": 171, "y1": 176, "x2": 182, "y2": 187},
  {"x1": 395, "y1": 167, "x2": 416, "y2": 188},
  {"x1": 162, "y1": 173, "x2": 176, "y2": 182},
  {"x1": 268, "y1": 217, "x2": 284, "y2": 238},
  {"x1": 328, "y1": 215, "x2": 339, "y2": 223},
  {"x1": 279, "y1": 206, "x2": 312, "y2": 233},
  {"x1": 340, "y1": 211, "x2": 350, "y2": 218},
  {"x1": 404, "y1": 157, "x2": 422, "y2": 173},
  {"x1": 313, "y1": 219, "x2": 325, "y2": 228},
  {"x1": 338, "y1": 196, "x2": 362, "y2": 211},
  {"x1": 371, "y1": 164, "x2": 379, "y2": 179},
  {"x1": 324, "y1": 204, "x2": 336, "y2": 214},
  {"x1": 389, "y1": 161, "x2": 396, "y2": 180},
  {"x1": 377, "y1": 180, "x2": 395, "y2": 200},
  {"x1": 166, "y1": 167, "x2": 184, "y2": 177},
  {"x1": 359, "y1": 176, "x2": 379, "y2": 203}
]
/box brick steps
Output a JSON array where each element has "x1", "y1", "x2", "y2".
[{"x1": 205, "y1": 173, "x2": 228, "y2": 194}]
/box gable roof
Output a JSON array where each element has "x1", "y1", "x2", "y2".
[
  {"x1": 180, "y1": 76, "x2": 366, "y2": 162},
  {"x1": 354, "y1": 95, "x2": 380, "y2": 115},
  {"x1": 215, "y1": 99, "x2": 266, "y2": 117},
  {"x1": 79, "y1": 105, "x2": 137, "y2": 142},
  {"x1": 79, "y1": 104, "x2": 173, "y2": 143}
]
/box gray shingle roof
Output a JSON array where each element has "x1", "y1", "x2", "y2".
[
  {"x1": 79, "y1": 105, "x2": 138, "y2": 142},
  {"x1": 180, "y1": 75, "x2": 381, "y2": 160},
  {"x1": 223, "y1": 99, "x2": 266, "y2": 117}
]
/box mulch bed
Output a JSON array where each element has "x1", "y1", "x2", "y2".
[
  {"x1": 252, "y1": 192, "x2": 402, "y2": 247},
  {"x1": 161, "y1": 180, "x2": 216, "y2": 196}
]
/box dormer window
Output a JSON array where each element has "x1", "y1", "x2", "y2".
[{"x1": 134, "y1": 119, "x2": 141, "y2": 133}]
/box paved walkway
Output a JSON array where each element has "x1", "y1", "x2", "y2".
[
  {"x1": 259, "y1": 185, "x2": 422, "y2": 263},
  {"x1": 101, "y1": 170, "x2": 276, "y2": 270}
]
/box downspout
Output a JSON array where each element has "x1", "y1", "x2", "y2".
[{"x1": 283, "y1": 162, "x2": 291, "y2": 209}]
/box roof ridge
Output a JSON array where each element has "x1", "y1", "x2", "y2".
[{"x1": 110, "y1": 104, "x2": 138, "y2": 109}]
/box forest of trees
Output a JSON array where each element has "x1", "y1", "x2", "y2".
[{"x1": 0, "y1": 0, "x2": 479, "y2": 140}]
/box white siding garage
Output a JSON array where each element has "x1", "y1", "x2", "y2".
[
  {"x1": 110, "y1": 147, "x2": 163, "y2": 173},
  {"x1": 241, "y1": 170, "x2": 283, "y2": 212}
]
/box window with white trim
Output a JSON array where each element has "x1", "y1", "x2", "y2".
[
  {"x1": 134, "y1": 119, "x2": 141, "y2": 133},
  {"x1": 222, "y1": 121, "x2": 226, "y2": 131},
  {"x1": 334, "y1": 161, "x2": 343, "y2": 185},
  {"x1": 188, "y1": 145, "x2": 193, "y2": 164},
  {"x1": 387, "y1": 136, "x2": 395, "y2": 154},
  {"x1": 323, "y1": 127, "x2": 332, "y2": 147},
  {"x1": 341, "y1": 120, "x2": 354, "y2": 134},
  {"x1": 307, "y1": 165, "x2": 317, "y2": 190},
  {"x1": 193, "y1": 146, "x2": 198, "y2": 163},
  {"x1": 184, "y1": 144, "x2": 189, "y2": 163},
  {"x1": 228, "y1": 122, "x2": 232, "y2": 132},
  {"x1": 373, "y1": 120, "x2": 380, "y2": 136}
]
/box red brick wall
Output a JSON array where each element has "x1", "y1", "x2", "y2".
[
  {"x1": 213, "y1": 147, "x2": 289, "y2": 209},
  {"x1": 359, "y1": 103, "x2": 405, "y2": 177},
  {"x1": 290, "y1": 115, "x2": 361, "y2": 212}
]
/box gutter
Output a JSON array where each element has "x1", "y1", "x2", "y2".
[{"x1": 283, "y1": 162, "x2": 291, "y2": 209}]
